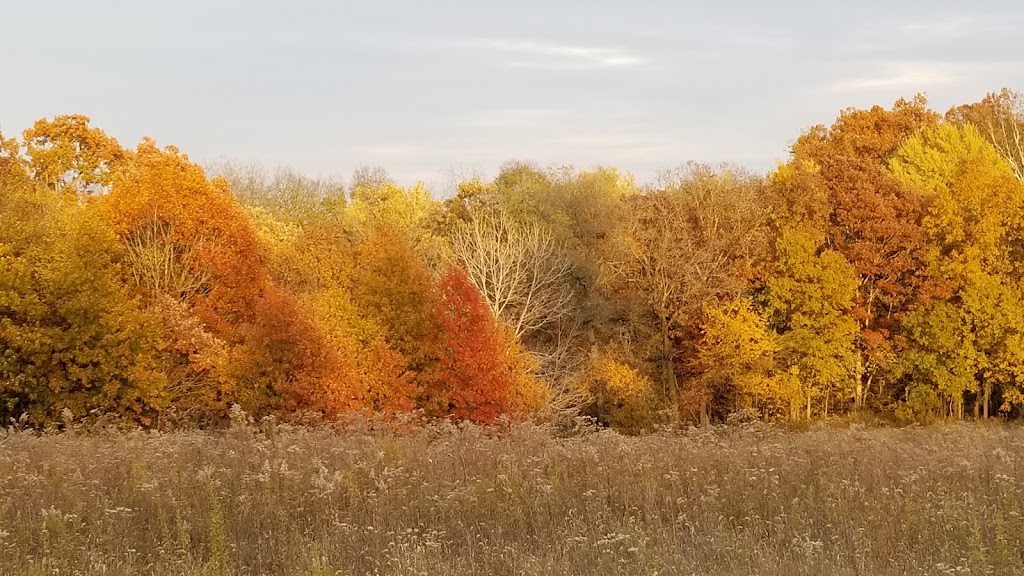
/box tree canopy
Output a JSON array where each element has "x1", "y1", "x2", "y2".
[{"x1": 4, "y1": 91, "x2": 1024, "y2": 428}]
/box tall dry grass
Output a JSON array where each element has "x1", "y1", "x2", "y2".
[{"x1": 0, "y1": 416, "x2": 1022, "y2": 575}]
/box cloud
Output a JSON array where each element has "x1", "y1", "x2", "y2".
[
  {"x1": 828, "y1": 62, "x2": 966, "y2": 92},
  {"x1": 467, "y1": 38, "x2": 648, "y2": 70}
]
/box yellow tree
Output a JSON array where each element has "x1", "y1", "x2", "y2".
[
  {"x1": 0, "y1": 175, "x2": 167, "y2": 424},
  {"x1": 572, "y1": 352, "x2": 659, "y2": 433},
  {"x1": 694, "y1": 298, "x2": 784, "y2": 419},
  {"x1": 348, "y1": 180, "x2": 435, "y2": 241},
  {"x1": 0, "y1": 130, "x2": 23, "y2": 182},
  {"x1": 891, "y1": 123, "x2": 1024, "y2": 418},
  {"x1": 764, "y1": 229, "x2": 860, "y2": 419},
  {"x1": 22, "y1": 115, "x2": 127, "y2": 195}
]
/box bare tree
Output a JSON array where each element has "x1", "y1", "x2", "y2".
[
  {"x1": 445, "y1": 209, "x2": 585, "y2": 413},
  {"x1": 122, "y1": 215, "x2": 213, "y2": 303},
  {"x1": 446, "y1": 209, "x2": 575, "y2": 339},
  {"x1": 208, "y1": 161, "x2": 347, "y2": 222},
  {"x1": 984, "y1": 96, "x2": 1024, "y2": 184}
]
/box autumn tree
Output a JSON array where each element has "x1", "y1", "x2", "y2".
[
  {"x1": 819, "y1": 157, "x2": 930, "y2": 406},
  {"x1": 312, "y1": 287, "x2": 417, "y2": 415},
  {"x1": 891, "y1": 123, "x2": 1024, "y2": 418},
  {"x1": 348, "y1": 179, "x2": 434, "y2": 241},
  {"x1": 694, "y1": 298, "x2": 781, "y2": 419},
  {"x1": 104, "y1": 140, "x2": 267, "y2": 316},
  {"x1": 947, "y1": 88, "x2": 1024, "y2": 183},
  {"x1": 22, "y1": 115, "x2": 127, "y2": 195},
  {"x1": 352, "y1": 229, "x2": 437, "y2": 368},
  {"x1": 572, "y1": 352, "x2": 659, "y2": 433},
  {"x1": 0, "y1": 130, "x2": 24, "y2": 183},
  {"x1": 792, "y1": 95, "x2": 940, "y2": 163},
  {"x1": 0, "y1": 178, "x2": 167, "y2": 424},
  {"x1": 103, "y1": 139, "x2": 333, "y2": 415},
  {"x1": 606, "y1": 164, "x2": 769, "y2": 421},
  {"x1": 773, "y1": 96, "x2": 939, "y2": 410},
  {"x1": 425, "y1": 268, "x2": 519, "y2": 423},
  {"x1": 764, "y1": 229, "x2": 859, "y2": 419}
]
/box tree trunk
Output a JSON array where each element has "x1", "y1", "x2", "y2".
[
  {"x1": 983, "y1": 378, "x2": 992, "y2": 420},
  {"x1": 660, "y1": 319, "x2": 680, "y2": 423},
  {"x1": 853, "y1": 356, "x2": 865, "y2": 409},
  {"x1": 806, "y1": 392, "x2": 812, "y2": 420}
]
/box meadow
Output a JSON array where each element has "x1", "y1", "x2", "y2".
[{"x1": 1, "y1": 416, "x2": 1022, "y2": 576}]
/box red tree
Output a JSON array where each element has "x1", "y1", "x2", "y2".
[{"x1": 428, "y1": 267, "x2": 513, "y2": 423}]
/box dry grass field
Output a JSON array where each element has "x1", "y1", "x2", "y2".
[{"x1": 1, "y1": 416, "x2": 1022, "y2": 575}]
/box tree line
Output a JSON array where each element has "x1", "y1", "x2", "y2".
[{"x1": 2, "y1": 89, "x2": 1023, "y2": 430}]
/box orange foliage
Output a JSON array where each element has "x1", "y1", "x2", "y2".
[
  {"x1": 228, "y1": 285, "x2": 332, "y2": 412},
  {"x1": 310, "y1": 289, "x2": 418, "y2": 417},
  {"x1": 8, "y1": 92, "x2": 1024, "y2": 428},
  {"x1": 104, "y1": 139, "x2": 267, "y2": 321},
  {"x1": 793, "y1": 95, "x2": 940, "y2": 163},
  {"x1": 100, "y1": 140, "x2": 335, "y2": 415}
]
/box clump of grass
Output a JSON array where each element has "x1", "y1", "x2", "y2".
[{"x1": 0, "y1": 417, "x2": 1022, "y2": 575}]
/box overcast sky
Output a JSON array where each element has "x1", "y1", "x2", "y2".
[{"x1": 3, "y1": 1, "x2": 1022, "y2": 191}]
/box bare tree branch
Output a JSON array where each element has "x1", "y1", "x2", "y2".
[{"x1": 445, "y1": 209, "x2": 575, "y2": 339}]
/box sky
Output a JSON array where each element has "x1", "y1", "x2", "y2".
[{"x1": 3, "y1": 0, "x2": 1023, "y2": 192}]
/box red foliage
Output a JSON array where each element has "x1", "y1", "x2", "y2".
[{"x1": 427, "y1": 267, "x2": 513, "y2": 424}]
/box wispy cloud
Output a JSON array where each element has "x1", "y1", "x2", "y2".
[
  {"x1": 828, "y1": 62, "x2": 966, "y2": 92},
  {"x1": 466, "y1": 38, "x2": 648, "y2": 70}
]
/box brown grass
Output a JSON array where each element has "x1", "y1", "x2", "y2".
[{"x1": 1, "y1": 417, "x2": 1022, "y2": 575}]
